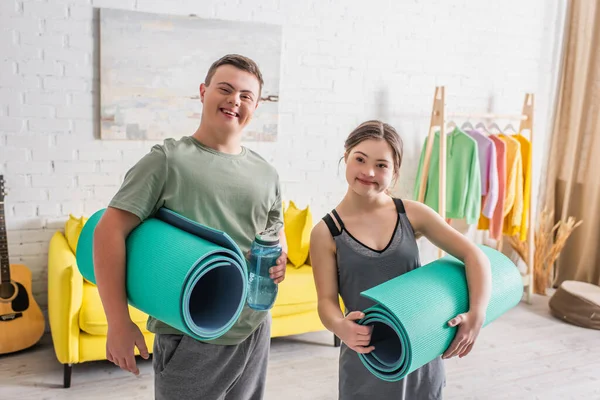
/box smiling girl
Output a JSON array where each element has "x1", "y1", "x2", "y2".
[{"x1": 310, "y1": 120, "x2": 492, "y2": 399}]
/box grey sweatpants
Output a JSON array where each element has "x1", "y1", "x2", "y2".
[{"x1": 153, "y1": 316, "x2": 271, "y2": 400}]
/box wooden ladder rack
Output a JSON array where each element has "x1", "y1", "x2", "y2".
[{"x1": 417, "y1": 86, "x2": 534, "y2": 304}]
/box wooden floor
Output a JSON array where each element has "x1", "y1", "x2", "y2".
[{"x1": 1, "y1": 294, "x2": 599, "y2": 400}]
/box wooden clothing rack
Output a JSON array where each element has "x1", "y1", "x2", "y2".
[{"x1": 416, "y1": 86, "x2": 535, "y2": 304}]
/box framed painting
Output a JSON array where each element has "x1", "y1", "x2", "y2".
[{"x1": 99, "y1": 8, "x2": 282, "y2": 141}]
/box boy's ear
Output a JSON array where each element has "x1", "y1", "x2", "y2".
[{"x1": 199, "y1": 83, "x2": 206, "y2": 102}]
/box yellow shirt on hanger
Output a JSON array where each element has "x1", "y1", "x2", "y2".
[
  {"x1": 500, "y1": 134, "x2": 523, "y2": 236},
  {"x1": 514, "y1": 134, "x2": 531, "y2": 241}
]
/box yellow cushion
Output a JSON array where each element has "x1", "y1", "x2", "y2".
[
  {"x1": 284, "y1": 201, "x2": 312, "y2": 267},
  {"x1": 270, "y1": 310, "x2": 326, "y2": 338},
  {"x1": 64, "y1": 214, "x2": 88, "y2": 255},
  {"x1": 274, "y1": 263, "x2": 318, "y2": 308},
  {"x1": 271, "y1": 302, "x2": 318, "y2": 318},
  {"x1": 79, "y1": 281, "x2": 149, "y2": 336}
]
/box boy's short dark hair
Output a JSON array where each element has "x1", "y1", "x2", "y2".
[{"x1": 205, "y1": 54, "x2": 264, "y2": 97}]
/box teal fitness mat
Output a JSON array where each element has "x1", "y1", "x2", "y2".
[
  {"x1": 357, "y1": 245, "x2": 523, "y2": 382},
  {"x1": 76, "y1": 208, "x2": 248, "y2": 341}
]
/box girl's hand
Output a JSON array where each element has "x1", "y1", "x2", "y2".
[
  {"x1": 334, "y1": 311, "x2": 375, "y2": 354},
  {"x1": 442, "y1": 311, "x2": 485, "y2": 359}
]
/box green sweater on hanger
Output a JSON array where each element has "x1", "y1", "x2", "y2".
[{"x1": 413, "y1": 127, "x2": 481, "y2": 224}]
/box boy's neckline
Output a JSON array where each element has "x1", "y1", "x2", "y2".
[{"x1": 188, "y1": 135, "x2": 247, "y2": 158}]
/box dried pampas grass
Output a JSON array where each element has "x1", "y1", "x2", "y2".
[{"x1": 508, "y1": 207, "x2": 582, "y2": 295}]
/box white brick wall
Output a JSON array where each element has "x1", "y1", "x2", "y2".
[{"x1": 1, "y1": 0, "x2": 566, "y2": 312}]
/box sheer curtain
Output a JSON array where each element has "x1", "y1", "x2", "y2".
[{"x1": 543, "y1": 0, "x2": 600, "y2": 286}]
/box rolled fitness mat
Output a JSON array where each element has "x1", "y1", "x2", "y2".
[
  {"x1": 76, "y1": 207, "x2": 248, "y2": 341},
  {"x1": 357, "y1": 245, "x2": 523, "y2": 381}
]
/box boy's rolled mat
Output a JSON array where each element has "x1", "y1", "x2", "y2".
[
  {"x1": 357, "y1": 245, "x2": 523, "y2": 382},
  {"x1": 76, "y1": 207, "x2": 248, "y2": 341}
]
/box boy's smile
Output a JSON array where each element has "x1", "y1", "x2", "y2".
[{"x1": 220, "y1": 108, "x2": 239, "y2": 119}]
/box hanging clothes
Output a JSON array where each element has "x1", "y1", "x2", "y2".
[
  {"x1": 414, "y1": 127, "x2": 481, "y2": 224},
  {"x1": 499, "y1": 134, "x2": 523, "y2": 236},
  {"x1": 477, "y1": 135, "x2": 507, "y2": 240},
  {"x1": 466, "y1": 130, "x2": 499, "y2": 218},
  {"x1": 514, "y1": 133, "x2": 532, "y2": 241}
]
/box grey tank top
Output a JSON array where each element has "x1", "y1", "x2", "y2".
[
  {"x1": 322, "y1": 198, "x2": 446, "y2": 400},
  {"x1": 323, "y1": 198, "x2": 420, "y2": 313}
]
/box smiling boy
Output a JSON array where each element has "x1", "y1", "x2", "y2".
[{"x1": 93, "y1": 54, "x2": 287, "y2": 399}]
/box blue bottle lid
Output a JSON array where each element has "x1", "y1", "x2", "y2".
[
  {"x1": 255, "y1": 231, "x2": 279, "y2": 246},
  {"x1": 255, "y1": 224, "x2": 281, "y2": 246}
]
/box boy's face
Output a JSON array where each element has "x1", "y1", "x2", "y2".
[{"x1": 199, "y1": 65, "x2": 260, "y2": 135}]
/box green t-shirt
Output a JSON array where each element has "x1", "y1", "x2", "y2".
[{"x1": 108, "y1": 136, "x2": 282, "y2": 345}]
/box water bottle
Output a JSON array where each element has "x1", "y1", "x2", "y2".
[{"x1": 247, "y1": 228, "x2": 282, "y2": 311}]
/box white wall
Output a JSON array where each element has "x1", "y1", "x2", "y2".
[{"x1": 1, "y1": 0, "x2": 566, "y2": 310}]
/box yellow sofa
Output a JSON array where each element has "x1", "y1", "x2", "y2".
[
  {"x1": 48, "y1": 205, "x2": 332, "y2": 388},
  {"x1": 47, "y1": 224, "x2": 155, "y2": 389}
]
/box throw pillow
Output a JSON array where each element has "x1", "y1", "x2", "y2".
[
  {"x1": 64, "y1": 214, "x2": 88, "y2": 255},
  {"x1": 284, "y1": 201, "x2": 312, "y2": 267}
]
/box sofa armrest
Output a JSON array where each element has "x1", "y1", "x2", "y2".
[{"x1": 48, "y1": 231, "x2": 84, "y2": 364}]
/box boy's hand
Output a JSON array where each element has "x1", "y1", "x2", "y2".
[
  {"x1": 269, "y1": 251, "x2": 287, "y2": 284},
  {"x1": 106, "y1": 319, "x2": 149, "y2": 375},
  {"x1": 334, "y1": 311, "x2": 375, "y2": 354},
  {"x1": 442, "y1": 310, "x2": 485, "y2": 359}
]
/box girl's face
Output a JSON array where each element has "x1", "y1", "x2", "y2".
[{"x1": 345, "y1": 138, "x2": 396, "y2": 197}]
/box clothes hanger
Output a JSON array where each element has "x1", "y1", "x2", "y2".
[
  {"x1": 503, "y1": 123, "x2": 517, "y2": 134},
  {"x1": 461, "y1": 121, "x2": 475, "y2": 131},
  {"x1": 488, "y1": 122, "x2": 503, "y2": 134},
  {"x1": 475, "y1": 122, "x2": 490, "y2": 134},
  {"x1": 445, "y1": 121, "x2": 457, "y2": 132}
]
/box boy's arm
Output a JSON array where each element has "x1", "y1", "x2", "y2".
[
  {"x1": 266, "y1": 179, "x2": 283, "y2": 231},
  {"x1": 94, "y1": 208, "x2": 141, "y2": 327},
  {"x1": 94, "y1": 146, "x2": 167, "y2": 374}
]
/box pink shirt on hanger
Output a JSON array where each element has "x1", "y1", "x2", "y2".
[{"x1": 478, "y1": 135, "x2": 506, "y2": 240}]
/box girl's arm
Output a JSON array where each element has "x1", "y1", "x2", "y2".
[
  {"x1": 404, "y1": 199, "x2": 492, "y2": 359},
  {"x1": 310, "y1": 221, "x2": 374, "y2": 354}
]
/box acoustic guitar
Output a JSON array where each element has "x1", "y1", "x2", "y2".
[{"x1": 0, "y1": 175, "x2": 45, "y2": 354}]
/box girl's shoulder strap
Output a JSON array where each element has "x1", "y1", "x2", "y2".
[
  {"x1": 393, "y1": 197, "x2": 406, "y2": 214},
  {"x1": 322, "y1": 209, "x2": 345, "y2": 237}
]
